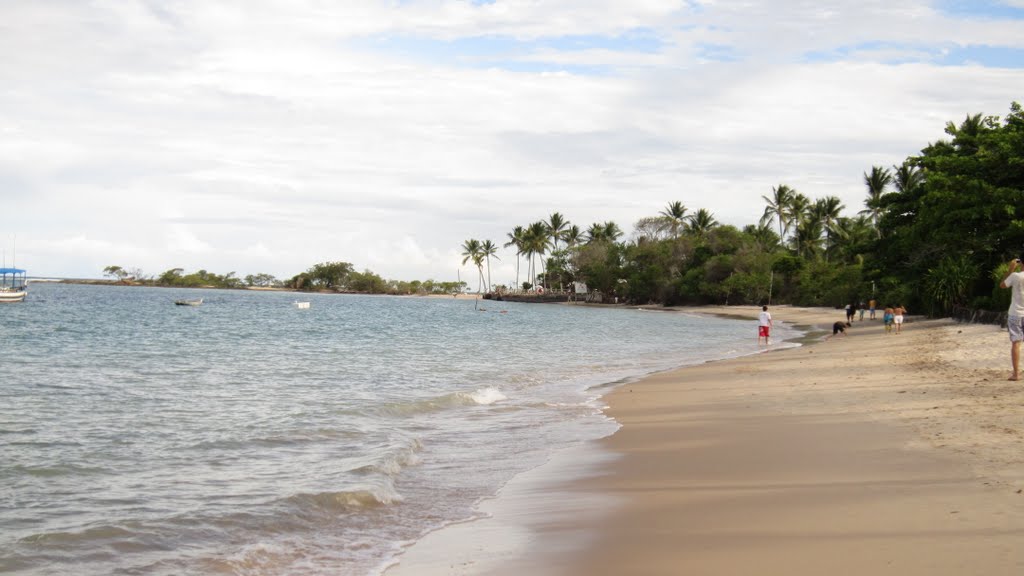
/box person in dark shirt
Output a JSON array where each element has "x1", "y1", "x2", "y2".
[{"x1": 826, "y1": 321, "x2": 850, "y2": 340}]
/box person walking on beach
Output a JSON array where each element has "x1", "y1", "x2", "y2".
[
  {"x1": 999, "y1": 258, "x2": 1024, "y2": 380},
  {"x1": 845, "y1": 303, "x2": 853, "y2": 323},
  {"x1": 758, "y1": 305, "x2": 773, "y2": 345},
  {"x1": 858, "y1": 301, "x2": 866, "y2": 322},
  {"x1": 893, "y1": 304, "x2": 907, "y2": 334},
  {"x1": 869, "y1": 298, "x2": 877, "y2": 320},
  {"x1": 883, "y1": 306, "x2": 895, "y2": 333}
]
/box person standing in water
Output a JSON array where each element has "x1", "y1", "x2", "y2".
[{"x1": 758, "y1": 305, "x2": 773, "y2": 345}]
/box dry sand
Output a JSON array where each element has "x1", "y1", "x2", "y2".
[{"x1": 389, "y1": 305, "x2": 1024, "y2": 576}]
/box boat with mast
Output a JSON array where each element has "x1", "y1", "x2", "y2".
[
  {"x1": 0, "y1": 267, "x2": 27, "y2": 303},
  {"x1": 1, "y1": 238, "x2": 26, "y2": 303}
]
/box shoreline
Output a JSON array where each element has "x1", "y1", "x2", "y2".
[{"x1": 386, "y1": 305, "x2": 1024, "y2": 575}]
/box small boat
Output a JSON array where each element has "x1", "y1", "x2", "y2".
[
  {"x1": 174, "y1": 298, "x2": 203, "y2": 306},
  {"x1": 0, "y1": 267, "x2": 27, "y2": 303},
  {"x1": 294, "y1": 301, "x2": 311, "y2": 309}
]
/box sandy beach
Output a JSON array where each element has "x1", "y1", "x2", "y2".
[{"x1": 389, "y1": 305, "x2": 1024, "y2": 575}]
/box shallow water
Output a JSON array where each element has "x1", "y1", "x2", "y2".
[{"x1": 0, "y1": 284, "x2": 798, "y2": 575}]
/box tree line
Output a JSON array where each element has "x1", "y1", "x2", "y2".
[
  {"x1": 104, "y1": 102, "x2": 1022, "y2": 314},
  {"x1": 101, "y1": 262, "x2": 467, "y2": 296},
  {"x1": 459, "y1": 102, "x2": 1024, "y2": 316}
]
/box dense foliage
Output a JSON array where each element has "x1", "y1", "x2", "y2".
[{"x1": 104, "y1": 103, "x2": 1022, "y2": 314}]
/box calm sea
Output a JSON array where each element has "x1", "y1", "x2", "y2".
[{"x1": 1, "y1": 283, "x2": 799, "y2": 575}]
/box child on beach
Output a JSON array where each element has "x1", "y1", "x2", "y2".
[
  {"x1": 758, "y1": 305, "x2": 772, "y2": 345},
  {"x1": 883, "y1": 306, "x2": 895, "y2": 333},
  {"x1": 826, "y1": 321, "x2": 850, "y2": 340}
]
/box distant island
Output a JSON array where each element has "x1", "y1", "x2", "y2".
[{"x1": 95, "y1": 262, "x2": 467, "y2": 297}]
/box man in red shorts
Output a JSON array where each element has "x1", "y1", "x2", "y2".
[{"x1": 758, "y1": 305, "x2": 772, "y2": 345}]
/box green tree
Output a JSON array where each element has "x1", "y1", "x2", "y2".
[
  {"x1": 460, "y1": 239, "x2": 484, "y2": 293},
  {"x1": 481, "y1": 239, "x2": 500, "y2": 292},
  {"x1": 860, "y1": 166, "x2": 893, "y2": 238},
  {"x1": 504, "y1": 226, "x2": 526, "y2": 291},
  {"x1": 659, "y1": 201, "x2": 688, "y2": 239},
  {"x1": 761, "y1": 184, "x2": 795, "y2": 243},
  {"x1": 687, "y1": 208, "x2": 718, "y2": 241}
]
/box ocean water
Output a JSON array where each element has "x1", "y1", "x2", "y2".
[{"x1": 0, "y1": 283, "x2": 799, "y2": 575}]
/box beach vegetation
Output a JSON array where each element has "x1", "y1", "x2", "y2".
[{"x1": 96, "y1": 102, "x2": 1021, "y2": 315}]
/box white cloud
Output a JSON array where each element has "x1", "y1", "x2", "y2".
[{"x1": 1, "y1": 1, "x2": 1022, "y2": 280}]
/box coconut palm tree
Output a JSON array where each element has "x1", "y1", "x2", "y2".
[
  {"x1": 602, "y1": 221, "x2": 624, "y2": 242},
  {"x1": 687, "y1": 208, "x2": 718, "y2": 240},
  {"x1": 546, "y1": 212, "x2": 569, "y2": 251},
  {"x1": 945, "y1": 112, "x2": 986, "y2": 153},
  {"x1": 743, "y1": 222, "x2": 781, "y2": 253},
  {"x1": 792, "y1": 216, "x2": 824, "y2": 260},
  {"x1": 814, "y1": 196, "x2": 845, "y2": 260},
  {"x1": 761, "y1": 184, "x2": 795, "y2": 243},
  {"x1": 460, "y1": 238, "x2": 484, "y2": 293},
  {"x1": 829, "y1": 214, "x2": 874, "y2": 263},
  {"x1": 893, "y1": 161, "x2": 924, "y2": 195},
  {"x1": 525, "y1": 221, "x2": 550, "y2": 290},
  {"x1": 504, "y1": 226, "x2": 526, "y2": 291},
  {"x1": 563, "y1": 224, "x2": 582, "y2": 248},
  {"x1": 860, "y1": 166, "x2": 893, "y2": 238},
  {"x1": 659, "y1": 201, "x2": 688, "y2": 239},
  {"x1": 585, "y1": 222, "x2": 607, "y2": 244},
  {"x1": 480, "y1": 240, "x2": 500, "y2": 293},
  {"x1": 785, "y1": 193, "x2": 812, "y2": 255}
]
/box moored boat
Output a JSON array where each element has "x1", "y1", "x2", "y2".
[
  {"x1": 0, "y1": 267, "x2": 27, "y2": 303},
  {"x1": 174, "y1": 298, "x2": 203, "y2": 306}
]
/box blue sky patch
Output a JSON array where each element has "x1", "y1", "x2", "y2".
[
  {"x1": 803, "y1": 40, "x2": 1024, "y2": 68},
  {"x1": 934, "y1": 0, "x2": 1024, "y2": 19},
  {"x1": 938, "y1": 44, "x2": 1024, "y2": 68},
  {"x1": 350, "y1": 30, "x2": 662, "y2": 74}
]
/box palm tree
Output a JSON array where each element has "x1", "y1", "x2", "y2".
[
  {"x1": 562, "y1": 224, "x2": 583, "y2": 287},
  {"x1": 829, "y1": 214, "x2": 874, "y2": 263},
  {"x1": 814, "y1": 196, "x2": 845, "y2": 260},
  {"x1": 687, "y1": 208, "x2": 718, "y2": 240},
  {"x1": 743, "y1": 223, "x2": 780, "y2": 253},
  {"x1": 563, "y1": 225, "x2": 582, "y2": 248},
  {"x1": 546, "y1": 212, "x2": 569, "y2": 251},
  {"x1": 945, "y1": 112, "x2": 985, "y2": 153},
  {"x1": 504, "y1": 226, "x2": 526, "y2": 291},
  {"x1": 480, "y1": 240, "x2": 500, "y2": 293},
  {"x1": 893, "y1": 161, "x2": 924, "y2": 195},
  {"x1": 460, "y1": 239, "x2": 484, "y2": 293},
  {"x1": 525, "y1": 221, "x2": 550, "y2": 290},
  {"x1": 659, "y1": 201, "x2": 688, "y2": 239},
  {"x1": 860, "y1": 165, "x2": 893, "y2": 238},
  {"x1": 785, "y1": 193, "x2": 812, "y2": 255},
  {"x1": 585, "y1": 222, "x2": 607, "y2": 244},
  {"x1": 602, "y1": 221, "x2": 624, "y2": 242},
  {"x1": 761, "y1": 184, "x2": 795, "y2": 243},
  {"x1": 792, "y1": 216, "x2": 824, "y2": 260}
]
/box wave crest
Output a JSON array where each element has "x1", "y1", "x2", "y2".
[
  {"x1": 285, "y1": 487, "x2": 403, "y2": 514},
  {"x1": 375, "y1": 387, "x2": 507, "y2": 417}
]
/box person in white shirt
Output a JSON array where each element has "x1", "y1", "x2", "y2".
[
  {"x1": 758, "y1": 305, "x2": 773, "y2": 345},
  {"x1": 999, "y1": 259, "x2": 1024, "y2": 380}
]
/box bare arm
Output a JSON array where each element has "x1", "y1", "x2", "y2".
[{"x1": 1001, "y1": 259, "x2": 1021, "y2": 288}]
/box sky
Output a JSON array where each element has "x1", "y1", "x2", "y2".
[{"x1": 2, "y1": 1, "x2": 1023, "y2": 284}]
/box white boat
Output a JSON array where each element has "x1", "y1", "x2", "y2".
[
  {"x1": 174, "y1": 298, "x2": 203, "y2": 306},
  {"x1": 294, "y1": 301, "x2": 311, "y2": 309},
  {"x1": 0, "y1": 267, "x2": 27, "y2": 303}
]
